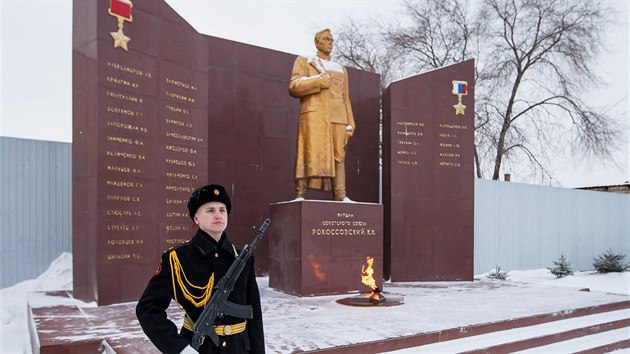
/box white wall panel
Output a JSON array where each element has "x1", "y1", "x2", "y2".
[
  {"x1": 1, "y1": 137, "x2": 71, "y2": 288},
  {"x1": 474, "y1": 179, "x2": 630, "y2": 274}
]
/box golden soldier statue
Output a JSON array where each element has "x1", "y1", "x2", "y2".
[{"x1": 289, "y1": 28, "x2": 356, "y2": 201}]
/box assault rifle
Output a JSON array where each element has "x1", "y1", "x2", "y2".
[{"x1": 191, "y1": 218, "x2": 270, "y2": 350}]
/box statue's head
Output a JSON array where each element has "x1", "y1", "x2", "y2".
[{"x1": 314, "y1": 28, "x2": 334, "y2": 55}]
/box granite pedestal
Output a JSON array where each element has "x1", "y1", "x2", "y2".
[{"x1": 269, "y1": 200, "x2": 383, "y2": 296}]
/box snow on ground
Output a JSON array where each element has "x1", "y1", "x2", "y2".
[
  {"x1": 507, "y1": 268, "x2": 630, "y2": 295},
  {"x1": 0, "y1": 253, "x2": 92, "y2": 353},
  {"x1": 1, "y1": 252, "x2": 628, "y2": 353}
]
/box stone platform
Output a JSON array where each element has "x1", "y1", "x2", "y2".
[
  {"x1": 28, "y1": 278, "x2": 630, "y2": 353},
  {"x1": 28, "y1": 291, "x2": 169, "y2": 354}
]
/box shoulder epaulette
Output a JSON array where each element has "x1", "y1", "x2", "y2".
[{"x1": 162, "y1": 240, "x2": 190, "y2": 255}]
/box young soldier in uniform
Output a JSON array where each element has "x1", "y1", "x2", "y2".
[{"x1": 136, "y1": 184, "x2": 265, "y2": 353}]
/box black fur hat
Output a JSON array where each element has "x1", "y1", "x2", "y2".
[{"x1": 187, "y1": 184, "x2": 232, "y2": 220}]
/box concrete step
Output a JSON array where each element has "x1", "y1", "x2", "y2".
[
  {"x1": 384, "y1": 309, "x2": 630, "y2": 353},
  {"x1": 514, "y1": 327, "x2": 630, "y2": 353}
]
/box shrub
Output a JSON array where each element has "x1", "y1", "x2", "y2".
[
  {"x1": 593, "y1": 249, "x2": 630, "y2": 273},
  {"x1": 487, "y1": 266, "x2": 509, "y2": 280},
  {"x1": 548, "y1": 254, "x2": 574, "y2": 278}
]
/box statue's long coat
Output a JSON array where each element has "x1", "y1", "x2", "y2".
[{"x1": 289, "y1": 55, "x2": 355, "y2": 191}]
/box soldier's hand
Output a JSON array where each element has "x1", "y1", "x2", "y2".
[{"x1": 318, "y1": 73, "x2": 332, "y2": 89}]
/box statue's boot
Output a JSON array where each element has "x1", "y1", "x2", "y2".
[
  {"x1": 333, "y1": 162, "x2": 346, "y2": 201},
  {"x1": 295, "y1": 179, "x2": 307, "y2": 199}
]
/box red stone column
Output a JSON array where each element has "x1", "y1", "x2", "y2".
[{"x1": 383, "y1": 60, "x2": 475, "y2": 281}]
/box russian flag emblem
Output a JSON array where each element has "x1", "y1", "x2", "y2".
[
  {"x1": 452, "y1": 81, "x2": 468, "y2": 96},
  {"x1": 451, "y1": 80, "x2": 469, "y2": 115}
]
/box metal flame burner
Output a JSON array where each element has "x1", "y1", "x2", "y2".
[
  {"x1": 336, "y1": 289, "x2": 404, "y2": 307},
  {"x1": 339, "y1": 257, "x2": 405, "y2": 306}
]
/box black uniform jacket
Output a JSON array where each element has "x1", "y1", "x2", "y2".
[{"x1": 136, "y1": 229, "x2": 265, "y2": 354}]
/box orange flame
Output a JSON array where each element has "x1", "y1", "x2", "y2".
[
  {"x1": 361, "y1": 256, "x2": 377, "y2": 291},
  {"x1": 361, "y1": 256, "x2": 382, "y2": 303}
]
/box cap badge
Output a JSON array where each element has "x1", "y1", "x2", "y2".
[{"x1": 214, "y1": 189, "x2": 220, "y2": 196}]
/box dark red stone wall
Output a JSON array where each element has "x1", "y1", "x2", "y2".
[
  {"x1": 383, "y1": 60, "x2": 475, "y2": 282},
  {"x1": 73, "y1": 0, "x2": 380, "y2": 305}
]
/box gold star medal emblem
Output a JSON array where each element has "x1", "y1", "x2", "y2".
[
  {"x1": 108, "y1": 0, "x2": 133, "y2": 51},
  {"x1": 451, "y1": 80, "x2": 468, "y2": 116}
]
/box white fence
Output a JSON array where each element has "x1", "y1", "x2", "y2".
[
  {"x1": 474, "y1": 178, "x2": 629, "y2": 273},
  {"x1": 1, "y1": 137, "x2": 628, "y2": 287},
  {"x1": 1, "y1": 137, "x2": 72, "y2": 288}
]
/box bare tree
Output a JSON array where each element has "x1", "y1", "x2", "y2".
[
  {"x1": 334, "y1": 18, "x2": 403, "y2": 92},
  {"x1": 333, "y1": 0, "x2": 621, "y2": 183},
  {"x1": 334, "y1": 0, "x2": 475, "y2": 90},
  {"x1": 480, "y1": 0, "x2": 619, "y2": 181},
  {"x1": 384, "y1": 0, "x2": 473, "y2": 70}
]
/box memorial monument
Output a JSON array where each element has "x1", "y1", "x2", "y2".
[
  {"x1": 34, "y1": 0, "x2": 475, "y2": 351},
  {"x1": 269, "y1": 29, "x2": 383, "y2": 297},
  {"x1": 72, "y1": 0, "x2": 380, "y2": 305}
]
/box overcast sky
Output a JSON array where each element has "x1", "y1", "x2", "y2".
[{"x1": 0, "y1": 0, "x2": 628, "y2": 187}]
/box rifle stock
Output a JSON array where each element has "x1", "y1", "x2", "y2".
[{"x1": 191, "y1": 218, "x2": 270, "y2": 349}]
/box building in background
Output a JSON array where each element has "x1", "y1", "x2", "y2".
[{"x1": 577, "y1": 183, "x2": 630, "y2": 194}]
